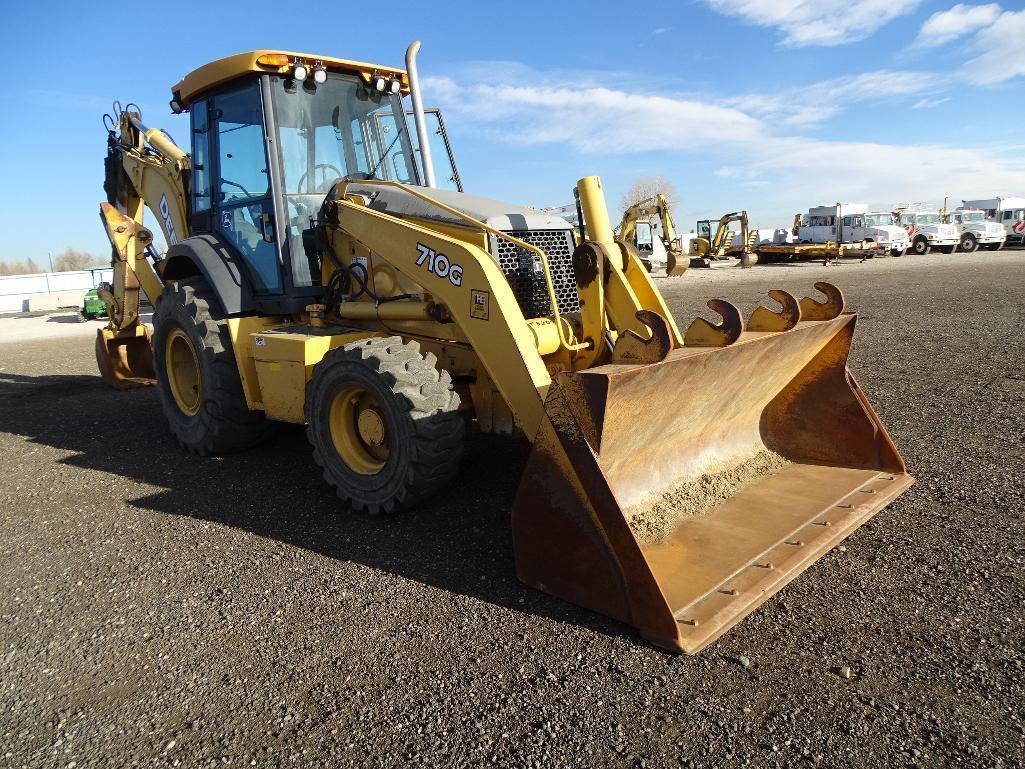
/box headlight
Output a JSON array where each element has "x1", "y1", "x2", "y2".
[
  {"x1": 293, "y1": 63, "x2": 308, "y2": 82},
  {"x1": 388, "y1": 78, "x2": 402, "y2": 95},
  {"x1": 926, "y1": 234, "x2": 934, "y2": 239},
  {"x1": 372, "y1": 75, "x2": 388, "y2": 92},
  {"x1": 312, "y1": 63, "x2": 327, "y2": 84}
]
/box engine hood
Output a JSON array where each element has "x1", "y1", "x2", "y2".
[
  {"x1": 338, "y1": 183, "x2": 574, "y2": 233},
  {"x1": 873, "y1": 226, "x2": 907, "y2": 240}
]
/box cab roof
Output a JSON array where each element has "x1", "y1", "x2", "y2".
[{"x1": 171, "y1": 50, "x2": 409, "y2": 107}]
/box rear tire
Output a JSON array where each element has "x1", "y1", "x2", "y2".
[
  {"x1": 306, "y1": 336, "x2": 464, "y2": 515},
  {"x1": 152, "y1": 277, "x2": 274, "y2": 455}
]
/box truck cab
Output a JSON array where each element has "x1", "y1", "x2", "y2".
[
  {"x1": 962, "y1": 197, "x2": 1025, "y2": 245},
  {"x1": 797, "y1": 204, "x2": 909, "y2": 256},
  {"x1": 946, "y1": 208, "x2": 1006, "y2": 252},
  {"x1": 897, "y1": 210, "x2": 960, "y2": 255}
]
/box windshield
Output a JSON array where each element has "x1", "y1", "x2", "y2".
[
  {"x1": 270, "y1": 73, "x2": 419, "y2": 286},
  {"x1": 865, "y1": 214, "x2": 894, "y2": 227},
  {"x1": 915, "y1": 214, "x2": 941, "y2": 225},
  {"x1": 959, "y1": 211, "x2": 984, "y2": 222}
]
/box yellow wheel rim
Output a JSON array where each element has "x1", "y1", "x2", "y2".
[
  {"x1": 329, "y1": 386, "x2": 390, "y2": 475},
  {"x1": 165, "y1": 327, "x2": 202, "y2": 417}
]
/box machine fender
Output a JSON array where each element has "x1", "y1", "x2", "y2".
[{"x1": 161, "y1": 234, "x2": 250, "y2": 315}]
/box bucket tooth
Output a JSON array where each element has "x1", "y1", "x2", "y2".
[
  {"x1": 747, "y1": 290, "x2": 801, "y2": 332},
  {"x1": 799, "y1": 281, "x2": 845, "y2": 320},
  {"x1": 684, "y1": 299, "x2": 743, "y2": 347},
  {"x1": 612, "y1": 310, "x2": 674, "y2": 364}
]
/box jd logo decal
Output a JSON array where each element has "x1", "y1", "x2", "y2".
[{"x1": 159, "y1": 194, "x2": 179, "y2": 246}]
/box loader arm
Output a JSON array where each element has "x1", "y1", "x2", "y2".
[{"x1": 328, "y1": 194, "x2": 555, "y2": 439}]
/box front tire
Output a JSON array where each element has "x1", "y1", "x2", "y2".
[
  {"x1": 912, "y1": 237, "x2": 930, "y2": 255},
  {"x1": 960, "y1": 233, "x2": 979, "y2": 253},
  {"x1": 306, "y1": 336, "x2": 464, "y2": 515},
  {"x1": 152, "y1": 277, "x2": 274, "y2": 455}
]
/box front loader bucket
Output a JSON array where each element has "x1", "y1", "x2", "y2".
[
  {"x1": 95, "y1": 326, "x2": 156, "y2": 390},
  {"x1": 512, "y1": 295, "x2": 913, "y2": 654}
]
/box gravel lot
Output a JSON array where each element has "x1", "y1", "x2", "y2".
[{"x1": 1, "y1": 251, "x2": 1023, "y2": 768}]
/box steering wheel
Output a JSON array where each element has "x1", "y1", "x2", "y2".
[
  {"x1": 220, "y1": 178, "x2": 252, "y2": 198},
  {"x1": 296, "y1": 163, "x2": 345, "y2": 194}
]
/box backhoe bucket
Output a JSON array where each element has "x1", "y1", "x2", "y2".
[
  {"x1": 95, "y1": 326, "x2": 156, "y2": 390},
  {"x1": 512, "y1": 301, "x2": 913, "y2": 654}
]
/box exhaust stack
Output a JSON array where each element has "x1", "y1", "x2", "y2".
[{"x1": 405, "y1": 41, "x2": 436, "y2": 189}]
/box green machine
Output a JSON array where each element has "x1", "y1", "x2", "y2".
[{"x1": 81, "y1": 266, "x2": 109, "y2": 319}]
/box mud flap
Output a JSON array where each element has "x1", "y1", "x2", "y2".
[{"x1": 512, "y1": 309, "x2": 914, "y2": 653}]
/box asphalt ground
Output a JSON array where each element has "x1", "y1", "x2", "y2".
[{"x1": 1, "y1": 250, "x2": 1023, "y2": 768}]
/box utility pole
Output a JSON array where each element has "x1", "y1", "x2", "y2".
[{"x1": 47, "y1": 252, "x2": 53, "y2": 273}]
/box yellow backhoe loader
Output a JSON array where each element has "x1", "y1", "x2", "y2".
[{"x1": 96, "y1": 43, "x2": 914, "y2": 653}]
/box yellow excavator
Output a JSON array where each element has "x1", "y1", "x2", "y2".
[
  {"x1": 96, "y1": 43, "x2": 913, "y2": 653},
  {"x1": 696, "y1": 210, "x2": 755, "y2": 261},
  {"x1": 616, "y1": 194, "x2": 690, "y2": 276}
]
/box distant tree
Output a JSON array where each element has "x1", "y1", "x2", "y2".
[
  {"x1": 53, "y1": 248, "x2": 96, "y2": 272},
  {"x1": 620, "y1": 176, "x2": 680, "y2": 215},
  {"x1": 25, "y1": 257, "x2": 41, "y2": 274}
]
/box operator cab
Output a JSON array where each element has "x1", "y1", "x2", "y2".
[{"x1": 172, "y1": 51, "x2": 460, "y2": 312}]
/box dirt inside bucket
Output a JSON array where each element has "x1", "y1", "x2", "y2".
[{"x1": 627, "y1": 450, "x2": 790, "y2": 546}]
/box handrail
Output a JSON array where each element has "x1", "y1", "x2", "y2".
[{"x1": 343, "y1": 179, "x2": 589, "y2": 351}]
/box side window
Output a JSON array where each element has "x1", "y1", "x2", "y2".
[
  {"x1": 213, "y1": 81, "x2": 280, "y2": 294},
  {"x1": 635, "y1": 222, "x2": 654, "y2": 253},
  {"x1": 1003, "y1": 210, "x2": 1013, "y2": 221},
  {"x1": 842, "y1": 216, "x2": 852, "y2": 227},
  {"x1": 191, "y1": 100, "x2": 211, "y2": 212}
]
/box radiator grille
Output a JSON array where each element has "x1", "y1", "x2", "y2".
[{"x1": 491, "y1": 230, "x2": 580, "y2": 319}]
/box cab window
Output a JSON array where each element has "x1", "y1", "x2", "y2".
[{"x1": 212, "y1": 80, "x2": 280, "y2": 294}]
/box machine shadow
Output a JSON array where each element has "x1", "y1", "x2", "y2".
[{"x1": 0, "y1": 369, "x2": 634, "y2": 645}]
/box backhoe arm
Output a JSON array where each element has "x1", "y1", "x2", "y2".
[
  {"x1": 615, "y1": 194, "x2": 687, "y2": 276},
  {"x1": 95, "y1": 106, "x2": 190, "y2": 389},
  {"x1": 101, "y1": 107, "x2": 191, "y2": 329}
]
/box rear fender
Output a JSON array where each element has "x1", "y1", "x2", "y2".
[{"x1": 160, "y1": 234, "x2": 249, "y2": 315}]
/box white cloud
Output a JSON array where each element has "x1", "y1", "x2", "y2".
[
  {"x1": 704, "y1": 0, "x2": 921, "y2": 46},
  {"x1": 425, "y1": 63, "x2": 1025, "y2": 223},
  {"x1": 960, "y1": 9, "x2": 1025, "y2": 83},
  {"x1": 726, "y1": 70, "x2": 944, "y2": 127},
  {"x1": 912, "y1": 96, "x2": 952, "y2": 109},
  {"x1": 914, "y1": 3, "x2": 1002, "y2": 47},
  {"x1": 425, "y1": 76, "x2": 763, "y2": 152}
]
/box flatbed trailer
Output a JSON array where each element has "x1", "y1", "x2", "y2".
[{"x1": 755, "y1": 240, "x2": 879, "y2": 264}]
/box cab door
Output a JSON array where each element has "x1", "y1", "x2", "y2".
[{"x1": 211, "y1": 80, "x2": 282, "y2": 294}]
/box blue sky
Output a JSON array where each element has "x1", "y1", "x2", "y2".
[{"x1": 1, "y1": 0, "x2": 1023, "y2": 262}]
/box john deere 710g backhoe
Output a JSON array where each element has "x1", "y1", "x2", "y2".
[{"x1": 96, "y1": 42, "x2": 913, "y2": 653}]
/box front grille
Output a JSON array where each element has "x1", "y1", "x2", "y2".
[{"x1": 491, "y1": 230, "x2": 580, "y2": 319}]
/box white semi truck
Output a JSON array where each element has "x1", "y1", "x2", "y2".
[
  {"x1": 895, "y1": 210, "x2": 960, "y2": 255},
  {"x1": 962, "y1": 197, "x2": 1025, "y2": 246},
  {"x1": 945, "y1": 208, "x2": 1006, "y2": 252},
  {"x1": 797, "y1": 203, "x2": 909, "y2": 256}
]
